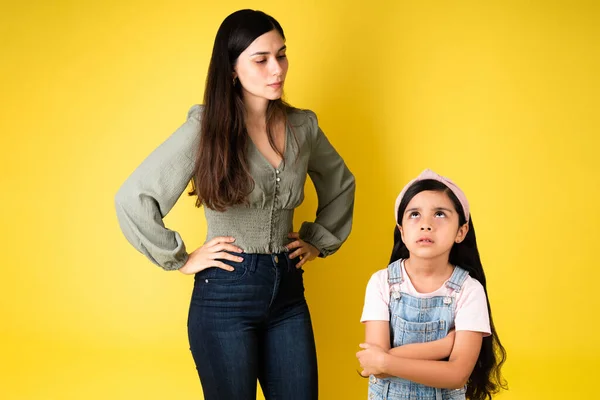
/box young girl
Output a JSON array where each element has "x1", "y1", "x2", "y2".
[
  {"x1": 357, "y1": 169, "x2": 506, "y2": 400},
  {"x1": 115, "y1": 9, "x2": 355, "y2": 400}
]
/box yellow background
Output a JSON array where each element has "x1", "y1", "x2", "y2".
[{"x1": 1, "y1": 1, "x2": 599, "y2": 399}]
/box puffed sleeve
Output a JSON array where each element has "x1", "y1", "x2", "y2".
[
  {"x1": 298, "y1": 111, "x2": 356, "y2": 257},
  {"x1": 114, "y1": 105, "x2": 202, "y2": 270}
]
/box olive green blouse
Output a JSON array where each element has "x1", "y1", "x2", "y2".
[{"x1": 115, "y1": 105, "x2": 355, "y2": 271}]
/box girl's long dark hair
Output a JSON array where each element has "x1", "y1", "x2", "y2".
[
  {"x1": 191, "y1": 9, "x2": 291, "y2": 211},
  {"x1": 390, "y1": 180, "x2": 507, "y2": 400}
]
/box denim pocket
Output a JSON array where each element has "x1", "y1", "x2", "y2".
[
  {"x1": 285, "y1": 252, "x2": 304, "y2": 271},
  {"x1": 195, "y1": 253, "x2": 248, "y2": 285},
  {"x1": 391, "y1": 317, "x2": 447, "y2": 346}
]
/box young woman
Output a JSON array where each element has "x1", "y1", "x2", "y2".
[{"x1": 115, "y1": 9, "x2": 355, "y2": 400}]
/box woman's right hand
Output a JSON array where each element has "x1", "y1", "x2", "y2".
[{"x1": 178, "y1": 236, "x2": 244, "y2": 275}]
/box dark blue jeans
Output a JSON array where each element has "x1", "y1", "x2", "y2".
[{"x1": 187, "y1": 252, "x2": 318, "y2": 400}]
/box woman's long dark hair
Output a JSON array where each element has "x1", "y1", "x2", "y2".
[
  {"x1": 190, "y1": 9, "x2": 291, "y2": 211},
  {"x1": 390, "y1": 180, "x2": 507, "y2": 400}
]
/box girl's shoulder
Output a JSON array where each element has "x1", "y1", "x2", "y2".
[
  {"x1": 459, "y1": 273, "x2": 486, "y2": 295},
  {"x1": 454, "y1": 273, "x2": 488, "y2": 308},
  {"x1": 366, "y1": 268, "x2": 390, "y2": 291}
]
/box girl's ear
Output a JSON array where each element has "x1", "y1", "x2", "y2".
[
  {"x1": 455, "y1": 223, "x2": 469, "y2": 243},
  {"x1": 398, "y1": 224, "x2": 404, "y2": 242}
]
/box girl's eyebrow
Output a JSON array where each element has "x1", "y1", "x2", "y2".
[{"x1": 405, "y1": 207, "x2": 454, "y2": 214}]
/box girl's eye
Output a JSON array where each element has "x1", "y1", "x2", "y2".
[
  {"x1": 435, "y1": 211, "x2": 446, "y2": 218},
  {"x1": 409, "y1": 212, "x2": 420, "y2": 218}
]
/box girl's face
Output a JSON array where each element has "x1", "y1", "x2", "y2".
[
  {"x1": 399, "y1": 190, "x2": 468, "y2": 261},
  {"x1": 233, "y1": 29, "x2": 288, "y2": 104}
]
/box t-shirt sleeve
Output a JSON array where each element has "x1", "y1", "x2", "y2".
[
  {"x1": 455, "y1": 278, "x2": 491, "y2": 336},
  {"x1": 360, "y1": 271, "x2": 390, "y2": 322}
]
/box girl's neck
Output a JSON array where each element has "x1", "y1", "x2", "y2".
[{"x1": 404, "y1": 256, "x2": 453, "y2": 292}]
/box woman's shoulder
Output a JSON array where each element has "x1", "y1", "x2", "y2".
[
  {"x1": 286, "y1": 106, "x2": 318, "y2": 128},
  {"x1": 186, "y1": 104, "x2": 204, "y2": 121},
  {"x1": 156, "y1": 105, "x2": 203, "y2": 153}
]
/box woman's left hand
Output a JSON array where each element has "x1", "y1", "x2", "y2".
[
  {"x1": 356, "y1": 343, "x2": 388, "y2": 377},
  {"x1": 286, "y1": 232, "x2": 319, "y2": 268}
]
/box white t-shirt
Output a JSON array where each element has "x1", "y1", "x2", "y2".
[{"x1": 361, "y1": 261, "x2": 491, "y2": 336}]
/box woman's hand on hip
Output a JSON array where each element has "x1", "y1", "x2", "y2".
[
  {"x1": 178, "y1": 237, "x2": 244, "y2": 275},
  {"x1": 286, "y1": 232, "x2": 319, "y2": 268}
]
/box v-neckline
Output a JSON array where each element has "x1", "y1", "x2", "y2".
[{"x1": 249, "y1": 122, "x2": 289, "y2": 170}]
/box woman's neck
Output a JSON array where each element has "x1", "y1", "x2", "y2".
[{"x1": 243, "y1": 93, "x2": 269, "y2": 127}]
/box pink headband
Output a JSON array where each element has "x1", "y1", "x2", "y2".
[{"x1": 394, "y1": 169, "x2": 470, "y2": 224}]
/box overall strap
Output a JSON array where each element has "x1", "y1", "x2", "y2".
[
  {"x1": 387, "y1": 259, "x2": 404, "y2": 300},
  {"x1": 445, "y1": 266, "x2": 470, "y2": 293},
  {"x1": 387, "y1": 259, "x2": 404, "y2": 285}
]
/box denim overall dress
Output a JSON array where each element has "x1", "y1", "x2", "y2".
[{"x1": 368, "y1": 259, "x2": 469, "y2": 400}]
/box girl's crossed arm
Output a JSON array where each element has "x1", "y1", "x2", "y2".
[
  {"x1": 359, "y1": 321, "x2": 482, "y2": 389},
  {"x1": 365, "y1": 321, "x2": 456, "y2": 361}
]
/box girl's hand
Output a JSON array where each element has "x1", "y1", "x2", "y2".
[
  {"x1": 178, "y1": 237, "x2": 244, "y2": 275},
  {"x1": 286, "y1": 232, "x2": 319, "y2": 268},
  {"x1": 356, "y1": 343, "x2": 388, "y2": 377}
]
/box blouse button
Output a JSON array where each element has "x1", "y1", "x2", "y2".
[
  {"x1": 276, "y1": 177, "x2": 281, "y2": 182},
  {"x1": 276, "y1": 169, "x2": 280, "y2": 174}
]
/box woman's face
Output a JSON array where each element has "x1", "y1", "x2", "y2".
[{"x1": 234, "y1": 29, "x2": 288, "y2": 103}]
